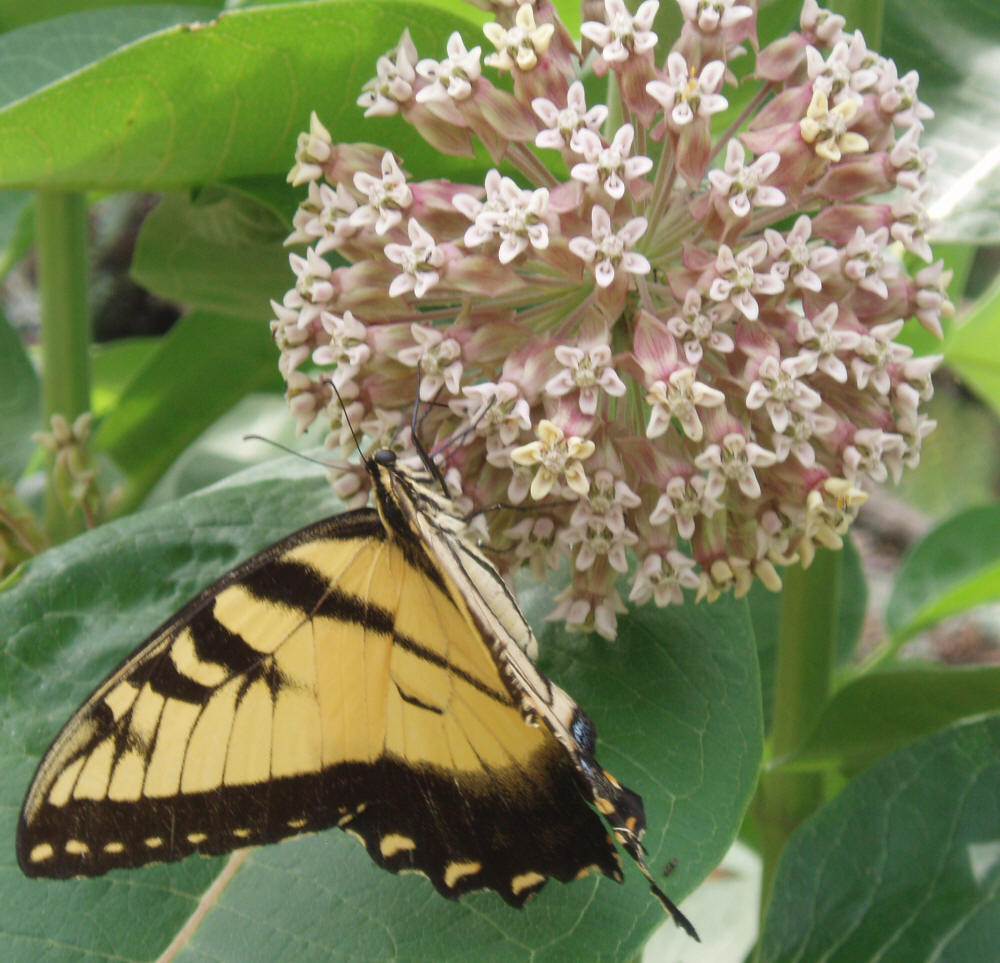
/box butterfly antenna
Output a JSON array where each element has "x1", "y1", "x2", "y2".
[
  {"x1": 408, "y1": 370, "x2": 451, "y2": 496},
  {"x1": 328, "y1": 380, "x2": 366, "y2": 463},
  {"x1": 241, "y1": 435, "x2": 351, "y2": 472}
]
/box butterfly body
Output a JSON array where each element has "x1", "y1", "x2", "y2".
[{"x1": 18, "y1": 449, "x2": 697, "y2": 938}]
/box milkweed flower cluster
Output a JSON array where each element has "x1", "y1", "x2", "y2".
[{"x1": 271, "y1": 0, "x2": 948, "y2": 640}]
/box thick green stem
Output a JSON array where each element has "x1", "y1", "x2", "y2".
[
  {"x1": 756, "y1": 549, "x2": 841, "y2": 931},
  {"x1": 36, "y1": 190, "x2": 91, "y2": 542}
]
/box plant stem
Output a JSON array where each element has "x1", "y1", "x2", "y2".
[
  {"x1": 756, "y1": 548, "x2": 841, "y2": 932},
  {"x1": 36, "y1": 190, "x2": 91, "y2": 542}
]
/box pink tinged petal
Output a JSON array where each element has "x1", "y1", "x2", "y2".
[
  {"x1": 700, "y1": 60, "x2": 725, "y2": 90},
  {"x1": 595, "y1": 260, "x2": 617, "y2": 287},
  {"x1": 745, "y1": 381, "x2": 769, "y2": 410},
  {"x1": 755, "y1": 186, "x2": 786, "y2": 207},
  {"x1": 730, "y1": 193, "x2": 751, "y2": 218},
  {"x1": 672, "y1": 102, "x2": 694, "y2": 126},
  {"x1": 619, "y1": 216, "x2": 648, "y2": 244},
  {"x1": 545, "y1": 370, "x2": 577, "y2": 397},
  {"x1": 732, "y1": 290, "x2": 760, "y2": 320},
  {"x1": 754, "y1": 273, "x2": 786, "y2": 296},
  {"x1": 622, "y1": 251, "x2": 651, "y2": 275},
  {"x1": 578, "y1": 387, "x2": 599, "y2": 416},
  {"x1": 793, "y1": 266, "x2": 823, "y2": 292},
  {"x1": 708, "y1": 168, "x2": 733, "y2": 192},
  {"x1": 645, "y1": 79, "x2": 675, "y2": 110},
  {"x1": 709, "y1": 277, "x2": 733, "y2": 301},
  {"x1": 569, "y1": 236, "x2": 598, "y2": 261},
  {"x1": 598, "y1": 368, "x2": 626, "y2": 396},
  {"x1": 604, "y1": 173, "x2": 626, "y2": 199}
]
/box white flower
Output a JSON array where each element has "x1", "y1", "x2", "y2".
[
  {"x1": 708, "y1": 140, "x2": 785, "y2": 218},
  {"x1": 350, "y1": 152, "x2": 413, "y2": 236},
  {"x1": 695, "y1": 433, "x2": 778, "y2": 499},
  {"x1": 533, "y1": 81, "x2": 609, "y2": 150},
  {"x1": 765, "y1": 215, "x2": 838, "y2": 294},
  {"x1": 851, "y1": 319, "x2": 911, "y2": 396},
  {"x1": 569, "y1": 206, "x2": 650, "y2": 287},
  {"x1": 483, "y1": 4, "x2": 555, "y2": 72},
  {"x1": 545, "y1": 344, "x2": 626, "y2": 415},
  {"x1": 629, "y1": 550, "x2": 700, "y2": 606},
  {"x1": 454, "y1": 169, "x2": 550, "y2": 263},
  {"x1": 794, "y1": 302, "x2": 862, "y2": 382},
  {"x1": 745, "y1": 355, "x2": 822, "y2": 434},
  {"x1": 646, "y1": 54, "x2": 728, "y2": 126},
  {"x1": 650, "y1": 474, "x2": 724, "y2": 540},
  {"x1": 450, "y1": 380, "x2": 531, "y2": 446},
  {"x1": 677, "y1": 0, "x2": 753, "y2": 33},
  {"x1": 510, "y1": 420, "x2": 596, "y2": 499},
  {"x1": 416, "y1": 32, "x2": 482, "y2": 103},
  {"x1": 384, "y1": 219, "x2": 446, "y2": 298},
  {"x1": 570, "y1": 124, "x2": 653, "y2": 200},
  {"x1": 665, "y1": 290, "x2": 736, "y2": 366},
  {"x1": 645, "y1": 368, "x2": 725, "y2": 441},
  {"x1": 312, "y1": 310, "x2": 371, "y2": 386},
  {"x1": 396, "y1": 324, "x2": 463, "y2": 400},
  {"x1": 708, "y1": 241, "x2": 784, "y2": 321},
  {"x1": 357, "y1": 30, "x2": 418, "y2": 117},
  {"x1": 581, "y1": 0, "x2": 659, "y2": 63}
]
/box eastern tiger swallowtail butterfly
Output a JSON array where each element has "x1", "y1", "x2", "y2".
[{"x1": 17, "y1": 444, "x2": 698, "y2": 940}]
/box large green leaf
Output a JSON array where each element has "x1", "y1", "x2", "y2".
[
  {"x1": 0, "y1": 310, "x2": 40, "y2": 483},
  {"x1": 0, "y1": 0, "x2": 210, "y2": 34},
  {"x1": 131, "y1": 191, "x2": 290, "y2": 316},
  {"x1": 0, "y1": 1, "x2": 484, "y2": 190},
  {"x1": 886, "y1": 503, "x2": 1000, "y2": 641},
  {"x1": 759, "y1": 714, "x2": 1000, "y2": 962},
  {"x1": 777, "y1": 664, "x2": 1000, "y2": 771},
  {"x1": 946, "y1": 279, "x2": 1000, "y2": 417},
  {"x1": 91, "y1": 309, "x2": 280, "y2": 509},
  {"x1": 0, "y1": 457, "x2": 761, "y2": 961}
]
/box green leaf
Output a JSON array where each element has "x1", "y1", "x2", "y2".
[
  {"x1": 884, "y1": 0, "x2": 1000, "y2": 243},
  {"x1": 132, "y1": 191, "x2": 290, "y2": 316},
  {"x1": 777, "y1": 664, "x2": 1000, "y2": 771},
  {"x1": 0, "y1": 189, "x2": 32, "y2": 275},
  {"x1": 0, "y1": 309, "x2": 40, "y2": 483},
  {"x1": 1, "y1": 457, "x2": 762, "y2": 960},
  {"x1": 0, "y1": 1, "x2": 210, "y2": 34},
  {"x1": 91, "y1": 309, "x2": 280, "y2": 509},
  {"x1": 759, "y1": 714, "x2": 1000, "y2": 962},
  {"x1": 946, "y1": 278, "x2": 1000, "y2": 417},
  {"x1": 886, "y1": 503, "x2": 1000, "y2": 641},
  {"x1": 749, "y1": 539, "x2": 867, "y2": 732},
  {"x1": 91, "y1": 337, "x2": 163, "y2": 417},
  {"x1": 0, "y1": 1, "x2": 484, "y2": 190}
]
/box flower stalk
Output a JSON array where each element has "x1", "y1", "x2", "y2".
[
  {"x1": 36, "y1": 190, "x2": 91, "y2": 542},
  {"x1": 756, "y1": 548, "x2": 841, "y2": 929}
]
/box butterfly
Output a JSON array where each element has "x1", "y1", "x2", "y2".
[{"x1": 17, "y1": 441, "x2": 698, "y2": 940}]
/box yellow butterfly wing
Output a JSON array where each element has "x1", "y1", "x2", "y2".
[{"x1": 17, "y1": 507, "x2": 622, "y2": 903}]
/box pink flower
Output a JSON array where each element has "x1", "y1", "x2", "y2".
[{"x1": 274, "y1": 0, "x2": 944, "y2": 636}]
